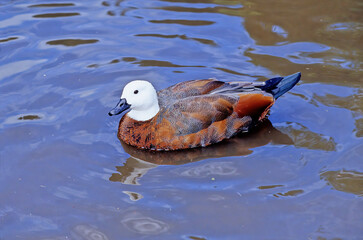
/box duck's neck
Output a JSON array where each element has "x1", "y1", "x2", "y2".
[{"x1": 127, "y1": 104, "x2": 160, "y2": 121}]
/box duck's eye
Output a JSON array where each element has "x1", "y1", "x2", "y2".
[{"x1": 134, "y1": 90, "x2": 139, "y2": 94}]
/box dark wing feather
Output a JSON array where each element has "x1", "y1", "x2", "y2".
[
  {"x1": 157, "y1": 78, "x2": 267, "y2": 107},
  {"x1": 209, "y1": 81, "x2": 265, "y2": 95},
  {"x1": 160, "y1": 94, "x2": 238, "y2": 136},
  {"x1": 157, "y1": 79, "x2": 225, "y2": 106}
]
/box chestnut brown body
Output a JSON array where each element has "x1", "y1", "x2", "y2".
[{"x1": 117, "y1": 79, "x2": 275, "y2": 150}]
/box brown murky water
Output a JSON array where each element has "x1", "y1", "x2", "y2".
[{"x1": 0, "y1": 0, "x2": 362, "y2": 239}]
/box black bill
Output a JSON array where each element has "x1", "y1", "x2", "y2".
[{"x1": 108, "y1": 98, "x2": 131, "y2": 116}]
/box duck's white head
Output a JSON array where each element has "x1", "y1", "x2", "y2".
[{"x1": 109, "y1": 80, "x2": 160, "y2": 121}]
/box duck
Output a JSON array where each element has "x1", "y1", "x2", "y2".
[{"x1": 109, "y1": 72, "x2": 301, "y2": 151}]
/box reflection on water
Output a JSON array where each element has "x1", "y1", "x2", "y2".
[
  {"x1": 149, "y1": 19, "x2": 215, "y2": 26},
  {"x1": 0, "y1": 37, "x2": 18, "y2": 43},
  {"x1": 111, "y1": 120, "x2": 339, "y2": 185},
  {"x1": 123, "y1": 191, "x2": 144, "y2": 201},
  {"x1": 276, "y1": 122, "x2": 337, "y2": 151},
  {"x1": 134, "y1": 59, "x2": 204, "y2": 68},
  {"x1": 258, "y1": 184, "x2": 284, "y2": 190},
  {"x1": 1, "y1": 0, "x2": 362, "y2": 238},
  {"x1": 33, "y1": 13, "x2": 80, "y2": 18},
  {"x1": 17, "y1": 114, "x2": 41, "y2": 120},
  {"x1": 273, "y1": 189, "x2": 304, "y2": 198},
  {"x1": 29, "y1": 3, "x2": 76, "y2": 8},
  {"x1": 321, "y1": 170, "x2": 363, "y2": 196},
  {"x1": 46, "y1": 39, "x2": 99, "y2": 47},
  {"x1": 110, "y1": 157, "x2": 158, "y2": 185}
]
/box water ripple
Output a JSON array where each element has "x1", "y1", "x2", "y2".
[
  {"x1": 0, "y1": 59, "x2": 47, "y2": 81},
  {"x1": 154, "y1": 5, "x2": 244, "y2": 16},
  {"x1": 72, "y1": 224, "x2": 109, "y2": 240},
  {"x1": 178, "y1": 161, "x2": 238, "y2": 178},
  {"x1": 121, "y1": 212, "x2": 169, "y2": 235},
  {"x1": 135, "y1": 33, "x2": 217, "y2": 46}
]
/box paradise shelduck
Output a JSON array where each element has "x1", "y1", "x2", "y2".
[{"x1": 109, "y1": 72, "x2": 301, "y2": 151}]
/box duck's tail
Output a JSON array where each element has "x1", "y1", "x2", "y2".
[{"x1": 259, "y1": 72, "x2": 301, "y2": 99}]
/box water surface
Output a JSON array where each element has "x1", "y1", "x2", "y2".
[{"x1": 0, "y1": 0, "x2": 362, "y2": 239}]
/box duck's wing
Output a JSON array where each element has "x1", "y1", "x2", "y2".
[
  {"x1": 159, "y1": 91, "x2": 273, "y2": 136},
  {"x1": 159, "y1": 94, "x2": 237, "y2": 136}
]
